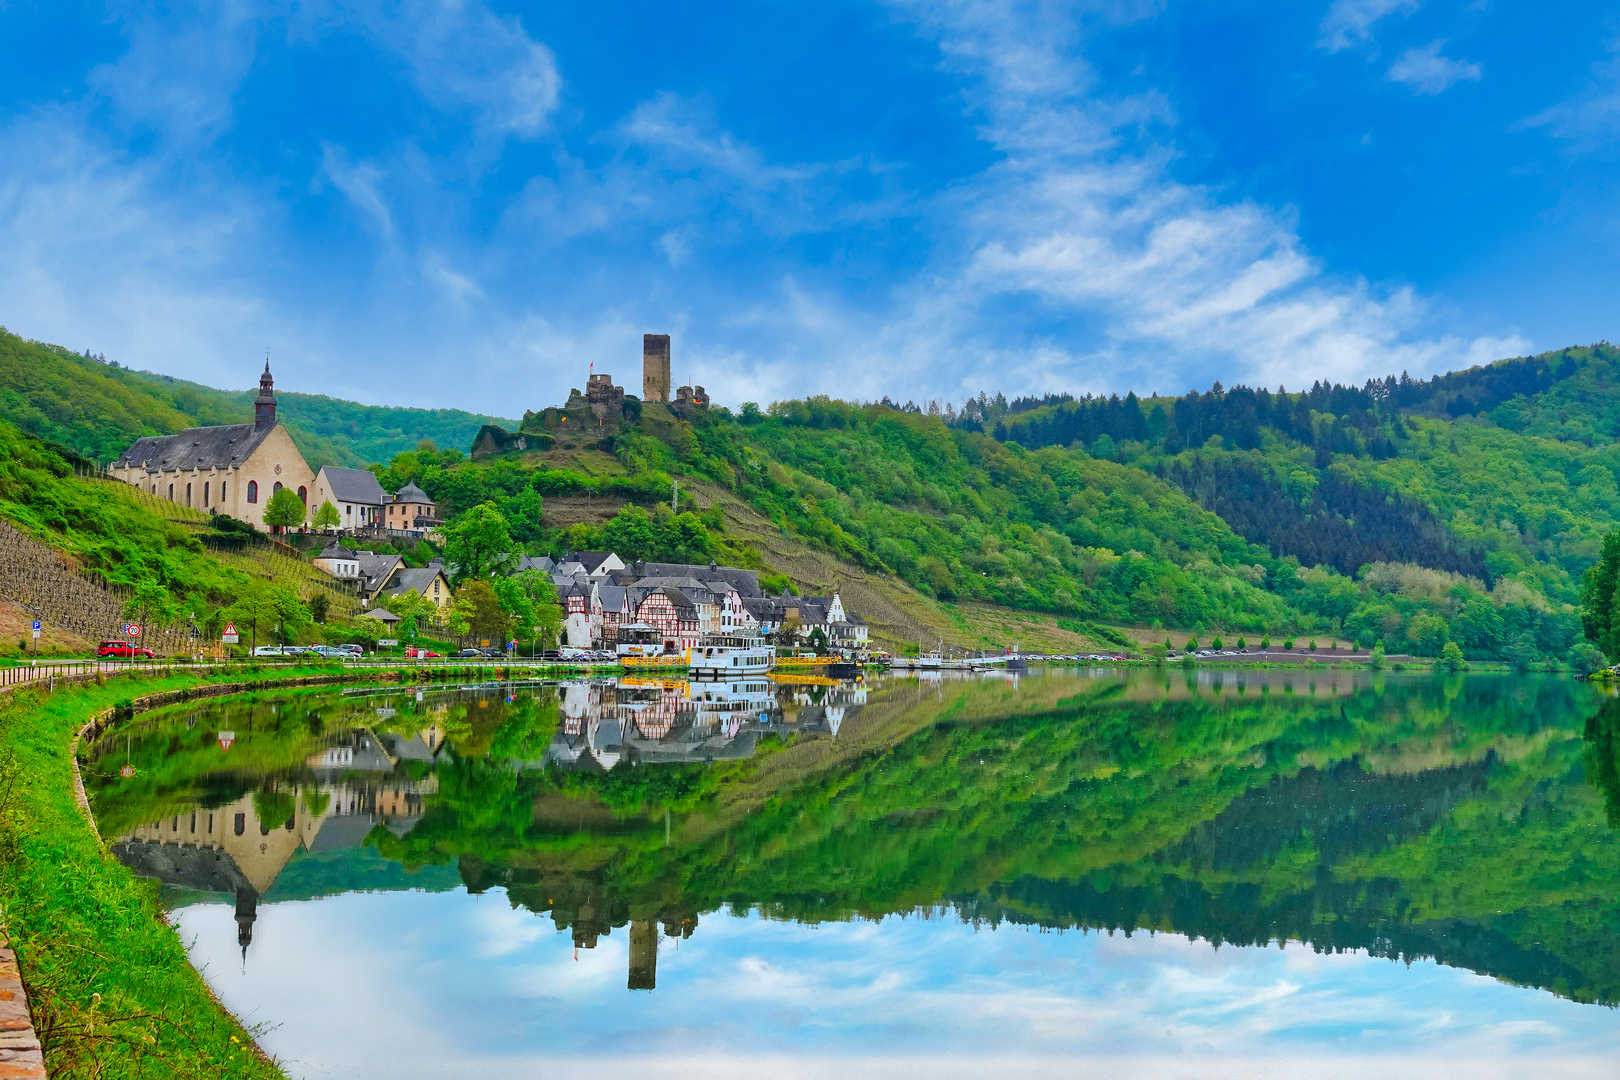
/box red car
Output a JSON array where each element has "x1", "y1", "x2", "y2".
[
  {"x1": 98, "y1": 640, "x2": 154, "y2": 659},
  {"x1": 405, "y1": 647, "x2": 441, "y2": 658}
]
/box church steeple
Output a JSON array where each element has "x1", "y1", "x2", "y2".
[{"x1": 254, "y1": 359, "x2": 277, "y2": 430}]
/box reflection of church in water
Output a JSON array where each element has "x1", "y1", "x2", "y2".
[
  {"x1": 108, "y1": 677, "x2": 867, "y2": 990},
  {"x1": 111, "y1": 722, "x2": 446, "y2": 960}
]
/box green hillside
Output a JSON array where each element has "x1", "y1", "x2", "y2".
[
  {"x1": 415, "y1": 368, "x2": 1591, "y2": 660},
  {"x1": 0, "y1": 326, "x2": 514, "y2": 468},
  {"x1": 7, "y1": 315, "x2": 1617, "y2": 663}
]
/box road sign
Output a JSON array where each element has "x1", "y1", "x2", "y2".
[
  {"x1": 224, "y1": 622, "x2": 236, "y2": 635},
  {"x1": 379, "y1": 638, "x2": 399, "y2": 646},
  {"x1": 119, "y1": 764, "x2": 135, "y2": 778},
  {"x1": 217, "y1": 731, "x2": 235, "y2": 751},
  {"x1": 480, "y1": 639, "x2": 490, "y2": 647},
  {"x1": 123, "y1": 622, "x2": 140, "y2": 637},
  {"x1": 221, "y1": 633, "x2": 238, "y2": 644},
  {"x1": 30, "y1": 620, "x2": 40, "y2": 631}
]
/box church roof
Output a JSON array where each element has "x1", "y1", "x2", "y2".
[
  {"x1": 318, "y1": 466, "x2": 387, "y2": 505},
  {"x1": 112, "y1": 423, "x2": 274, "y2": 472}
]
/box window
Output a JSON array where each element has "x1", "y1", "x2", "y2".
[
  {"x1": 234, "y1": 813, "x2": 246, "y2": 836},
  {"x1": 202, "y1": 481, "x2": 209, "y2": 507},
  {"x1": 247, "y1": 480, "x2": 258, "y2": 504},
  {"x1": 185, "y1": 483, "x2": 192, "y2": 507},
  {"x1": 221, "y1": 481, "x2": 227, "y2": 502},
  {"x1": 168, "y1": 483, "x2": 174, "y2": 500},
  {"x1": 273, "y1": 481, "x2": 283, "y2": 494},
  {"x1": 298, "y1": 485, "x2": 307, "y2": 503}
]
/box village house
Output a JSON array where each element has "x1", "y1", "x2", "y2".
[
  {"x1": 384, "y1": 481, "x2": 441, "y2": 537},
  {"x1": 312, "y1": 544, "x2": 361, "y2": 582},
  {"x1": 107, "y1": 362, "x2": 316, "y2": 530},
  {"x1": 311, "y1": 466, "x2": 389, "y2": 531},
  {"x1": 379, "y1": 565, "x2": 454, "y2": 611}
]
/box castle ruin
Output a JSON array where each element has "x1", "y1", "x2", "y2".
[{"x1": 643, "y1": 334, "x2": 671, "y2": 403}]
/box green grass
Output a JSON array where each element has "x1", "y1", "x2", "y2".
[{"x1": 0, "y1": 665, "x2": 370, "y2": 1079}]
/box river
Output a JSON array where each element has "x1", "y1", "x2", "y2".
[{"x1": 82, "y1": 668, "x2": 1620, "y2": 1078}]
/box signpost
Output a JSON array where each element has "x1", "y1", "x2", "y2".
[
  {"x1": 217, "y1": 731, "x2": 235, "y2": 752},
  {"x1": 122, "y1": 622, "x2": 140, "y2": 637},
  {"x1": 221, "y1": 621, "x2": 239, "y2": 645},
  {"x1": 379, "y1": 638, "x2": 399, "y2": 647}
]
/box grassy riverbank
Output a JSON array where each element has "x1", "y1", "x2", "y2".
[{"x1": 0, "y1": 666, "x2": 362, "y2": 1079}]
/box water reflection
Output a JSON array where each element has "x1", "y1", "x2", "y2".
[{"x1": 78, "y1": 669, "x2": 1620, "y2": 1073}]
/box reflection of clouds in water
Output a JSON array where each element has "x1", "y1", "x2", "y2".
[{"x1": 174, "y1": 893, "x2": 1620, "y2": 1080}]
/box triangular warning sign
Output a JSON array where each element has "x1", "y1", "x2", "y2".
[
  {"x1": 218, "y1": 731, "x2": 235, "y2": 751},
  {"x1": 224, "y1": 622, "x2": 237, "y2": 635}
]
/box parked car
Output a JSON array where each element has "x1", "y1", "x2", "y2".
[
  {"x1": 558, "y1": 647, "x2": 590, "y2": 661},
  {"x1": 251, "y1": 645, "x2": 287, "y2": 656},
  {"x1": 282, "y1": 645, "x2": 317, "y2": 656},
  {"x1": 456, "y1": 648, "x2": 484, "y2": 658},
  {"x1": 98, "y1": 640, "x2": 154, "y2": 659},
  {"x1": 308, "y1": 645, "x2": 347, "y2": 658},
  {"x1": 336, "y1": 644, "x2": 364, "y2": 657},
  {"x1": 406, "y1": 647, "x2": 442, "y2": 659}
]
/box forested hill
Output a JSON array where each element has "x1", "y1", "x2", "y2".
[
  {"x1": 0, "y1": 327, "x2": 513, "y2": 468},
  {"x1": 961, "y1": 344, "x2": 1620, "y2": 606}
]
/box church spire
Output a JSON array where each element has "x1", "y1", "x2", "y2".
[{"x1": 254, "y1": 357, "x2": 277, "y2": 430}]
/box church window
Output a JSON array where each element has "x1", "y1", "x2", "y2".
[
  {"x1": 168, "y1": 483, "x2": 174, "y2": 500},
  {"x1": 298, "y1": 485, "x2": 307, "y2": 503},
  {"x1": 273, "y1": 481, "x2": 283, "y2": 494},
  {"x1": 221, "y1": 482, "x2": 227, "y2": 502},
  {"x1": 202, "y1": 482, "x2": 209, "y2": 507},
  {"x1": 185, "y1": 483, "x2": 192, "y2": 507},
  {"x1": 247, "y1": 481, "x2": 258, "y2": 504},
  {"x1": 234, "y1": 813, "x2": 246, "y2": 836}
]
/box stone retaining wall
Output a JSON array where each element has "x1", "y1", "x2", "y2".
[{"x1": 0, "y1": 913, "x2": 45, "y2": 1080}]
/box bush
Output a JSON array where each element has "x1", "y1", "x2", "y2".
[{"x1": 1440, "y1": 641, "x2": 1467, "y2": 672}]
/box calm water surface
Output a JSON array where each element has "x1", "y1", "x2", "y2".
[{"x1": 83, "y1": 669, "x2": 1620, "y2": 1078}]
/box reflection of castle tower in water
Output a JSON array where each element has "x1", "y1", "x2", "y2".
[
  {"x1": 628, "y1": 920, "x2": 657, "y2": 991},
  {"x1": 103, "y1": 678, "x2": 868, "y2": 991}
]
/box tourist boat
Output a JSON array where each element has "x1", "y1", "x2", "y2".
[{"x1": 689, "y1": 633, "x2": 775, "y2": 677}]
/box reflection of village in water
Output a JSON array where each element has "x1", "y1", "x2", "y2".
[{"x1": 100, "y1": 676, "x2": 870, "y2": 989}]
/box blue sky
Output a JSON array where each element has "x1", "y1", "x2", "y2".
[{"x1": 0, "y1": 1, "x2": 1616, "y2": 414}]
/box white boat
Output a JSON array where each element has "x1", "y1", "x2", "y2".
[{"x1": 689, "y1": 633, "x2": 776, "y2": 677}]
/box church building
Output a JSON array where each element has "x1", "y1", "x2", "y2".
[{"x1": 107, "y1": 362, "x2": 316, "y2": 530}]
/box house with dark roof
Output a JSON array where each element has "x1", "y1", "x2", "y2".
[
  {"x1": 352, "y1": 551, "x2": 405, "y2": 604},
  {"x1": 313, "y1": 544, "x2": 360, "y2": 582},
  {"x1": 311, "y1": 466, "x2": 389, "y2": 531},
  {"x1": 385, "y1": 481, "x2": 441, "y2": 536},
  {"x1": 380, "y1": 565, "x2": 454, "y2": 611},
  {"x1": 564, "y1": 551, "x2": 627, "y2": 578},
  {"x1": 107, "y1": 362, "x2": 315, "y2": 529},
  {"x1": 625, "y1": 561, "x2": 762, "y2": 598}
]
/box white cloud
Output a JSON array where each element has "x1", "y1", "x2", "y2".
[
  {"x1": 1318, "y1": 0, "x2": 1421, "y2": 53},
  {"x1": 335, "y1": 0, "x2": 561, "y2": 138},
  {"x1": 87, "y1": 0, "x2": 260, "y2": 144},
  {"x1": 319, "y1": 144, "x2": 394, "y2": 234},
  {"x1": 1388, "y1": 41, "x2": 1484, "y2": 95},
  {"x1": 1518, "y1": 41, "x2": 1620, "y2": 149}
]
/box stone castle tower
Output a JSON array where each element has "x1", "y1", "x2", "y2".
[{"x1": 643, "y1": 334, "x2": 671, "y2": 403}]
